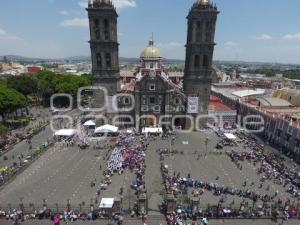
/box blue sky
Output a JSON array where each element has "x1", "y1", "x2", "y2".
[{"x1": 0, "y1": 0, "x2": 300, "y2": 64}]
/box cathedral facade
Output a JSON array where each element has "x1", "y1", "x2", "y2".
[{"x1": 87, "y1": 0, "x2": 219, "y2": 130}]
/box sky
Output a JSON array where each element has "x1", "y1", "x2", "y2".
[{"x1": 0, "y1": 0, "x2": 300, "y2": 64}]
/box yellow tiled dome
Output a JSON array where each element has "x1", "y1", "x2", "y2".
[{"x1": 140, "y1": 40, "x2": 162, "y2": 58}]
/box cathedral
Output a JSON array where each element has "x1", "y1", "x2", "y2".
[{"x1": 86, "y1": 0, "x2": 219, "y2": 130}]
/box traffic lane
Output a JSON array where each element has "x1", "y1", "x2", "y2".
[
  {"x1": 0, "y1": 108, "x2": 82, "y2": 168},
  {"x1": 0, "y1": 144, "x2": 79, "y2": 204},
  {"x1": 23, "y1": 146, "x2": 85, "y2": 204},
  {"x1": 0, "y1": 126, "x2": 53, "y2": 168}
]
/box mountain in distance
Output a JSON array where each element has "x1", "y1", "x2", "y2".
[
  {"x1": 1, "y1": 55, "x2": 298, "y2": 67},
  {"x1": 0, "y1": 55, "x2": 184, "y2": 64}
]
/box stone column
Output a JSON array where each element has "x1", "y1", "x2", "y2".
[
  {"x1": 191, "y1": 197, "x2": 200, "y2": 214},
  {"x1": 166, "y1": 194, "x2": 176, "y2": 214},
  {"x1": 114, "y1": 197, "x2": 122, "y2": 213},
  {"x1": 138, "y1": 193, "x2": 147, "y2": 215}
]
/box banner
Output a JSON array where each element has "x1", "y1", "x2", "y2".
[
  {"x1": 187, "y1": 97, "x2": 199, "y2": 114},
  {"x1": 106, "y1": 96, "x2": 118, "y2": 113}
]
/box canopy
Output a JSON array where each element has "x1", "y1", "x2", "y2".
[
  {"x1": 83, "y1": 120, "x2": 96, "y2": 126},
  {"x1": 95, "y1": 124, "x2": 119, "y2": 133},
  {"x1": 126, "y1": 129, "x2": 133, "y2": 134},
  {"x1": 142, "y1": 127, "x2": 163, "y2": 134},
  {"x1": 224, "y1": 133, "x2": 237, "y2": 140},
  {"x1": 99, "y1": 198, "x2": 114, "y2": 209},
  {"x1": 54, "y1": 129, "x2": 77, "y2": 137}
]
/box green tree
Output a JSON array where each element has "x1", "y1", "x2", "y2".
[
  {"x1": 0, "y1": 123, "x2": 7, "y2": 137},
  {"x1": 7, "y1": 74, "x2": 38, "y2": 96},
  {"x1": 0, "y1": 86, "x2": 27, "y2": 120}
]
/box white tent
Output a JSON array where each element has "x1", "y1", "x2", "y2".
[
  {"x1": 94, "y1": 124, "x2": 119, "y2": 133},
  {"x1": 142, "y1": 127, "x2": 163, "y2": 134},
  {"x1": 54, "y1": 129, "x2": 77, "y2": 137},
  {"x1": 99, "y1": 198, "x2": 114, "y2": 209},
  {"x1": 126, "y1": 129, "x2": 133, "y2": 134},
  {"x1": 224, "y1": 133, "x2": 237, "y2": 140},
  {"x1": 83, "y1": 120, "x2": 96, "y2": 126}
]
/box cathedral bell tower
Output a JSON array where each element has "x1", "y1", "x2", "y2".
[
  {"x1": 87, "y1": 0, "x2": 120, "y2": 107},
  {"x1": 183, "y1": 0, "x2": 219, "y2": 126}
]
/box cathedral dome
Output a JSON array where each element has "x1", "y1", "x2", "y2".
[{"x1": 140, "y1": 40, "x2": 162, "y2": 58}]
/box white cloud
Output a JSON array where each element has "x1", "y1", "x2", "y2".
[
  {"x1": 224, "y1": 41, "x2": 238, "y2": 47},
  {"x1": 78, "y1": 0, "x2": 136, "y2": 9},
  {"x1": 283, "y1": 33, "x2": 300, "y2": 41},
  {"x1": 113, "y1": 0, "x2": 136, "y2": 8},
  {"x1": 60, "y1": 18, "x2": 89, "y2": 28},
  {"x1": 59, "y1": 10, "x2": 69, "y2": 16},
  {"x1": 157, "y1": 42, "x2": 182, "y2": 49},
  {"x1": 251, "y1": 34, "x2": 273, "y2": 40},
  {"x1": 0, "y1": 28, "x2": 22, "y2": 41}
]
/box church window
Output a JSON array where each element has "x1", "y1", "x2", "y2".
[
  {"x1": 150, "y1": 63, "x2": 154, "y2": 68},
  {"x1": 196, "y1": 21, "x2": 202, "y2": 42},
  {"x1": 104, "y1": 19, "x2": 110, "y2": 40},
  {"x1": 95, "y1": 19, "x2": 99, "y2": 27},
  {"x1": 196, "y1": 31, "x2": 202, "y2": 42},
  {"x1": 105, "y1": 53, "x2": 111, "y2": 68},
  {"x1": 104, "y1": 30, "x2": 109, "y2": 40},
  {"x1": 206, "y1": 21, "x2": 211, "y2": 29},
  {"x1": 95, "y1": 29, "x2": 100, "y2": 40},
  {"x1": 205, "y1": 32, "x2": 211, "y2": 42},
  {"x1": 104, "y1": 19, "x2": 109, "y2": 28},
  {"x1": 96, "y1": 53, "x2": 102, "y2": 67},
  {"x1": 149, "y1": 84, "x2": 155, "y2": 91},
  {"x1": 174, "y1": 97, "x2": 181, "y2": 105},
  {"x1": 203, "y1": 55, "x2": 209, "y2": 69},
  {"x1": 194, "y1": 55, "x2": 200, "y2": 69},
  {"x1": 149, "y1": 97, "x2": 155, "y2": 104},
  {"x1": 123, "y1": 97, "x2": 130, "y2": 105}
]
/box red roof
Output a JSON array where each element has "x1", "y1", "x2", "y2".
[
  {"x1": 27, "y1": 66, "x2": 41, "y2": 74},
  {"x1": 209, "y1": 95, "x2": 235, "y2": 112}
]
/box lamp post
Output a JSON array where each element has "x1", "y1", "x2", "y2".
[{"x1": 205, "y1": 137, "x2": 209, "y2": 157}]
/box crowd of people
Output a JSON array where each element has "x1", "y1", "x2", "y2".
[
  {"x1": 229, "y1": 132, "x2": 300, "y2": 199},
  {"x1": 160, "y1": 130, "x2": 300, "y2": 223}
]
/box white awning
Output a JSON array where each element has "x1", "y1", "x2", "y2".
[
  {"x1": 83, "y1": 120, "x2": 96, "y2": 126},
  {"x1": 95, "y1": 124, "x2": 119, "y2": 133},
  {"x1": 54, "y1": 129, "x2": 77, "y2": 137},
  {"x1": 99, "y1": 198, "x2": 114, "y2": 209},
  {"x1": 224, "y1": 133, "x2": 237, "y2": 140},
  {"x1": 126, "y1": 129, "x2": 133, "y2": 134},
  {"x1": 142, "y1": 127, "x2": 163, "y2": 134}
]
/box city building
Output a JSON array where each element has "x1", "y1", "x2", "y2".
[
  {"x1": 87, "y1": 0, "x2": 219, "y2": 129},
  {"x1": 212, "y1": 85, "x2": 300, "y2": 163}
]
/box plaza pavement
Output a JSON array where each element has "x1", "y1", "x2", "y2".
[
  {"x1": 1, "y1": 130, "x2": 300, "y2": 224},
  {"x1": 163, "y1": 132, "x2": 293, "y2": 206}
]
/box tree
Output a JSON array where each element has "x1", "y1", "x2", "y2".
[
  {"x1": 0, "y1": 123, "x2": 7, "y2": 137},
  {"x1": 7, "y1": 74, "x2": 38, "y2": 96},
  {"x1": 36, "y1": 70, "x2": 56, "y2": 105},
  {"x1": 0, "y1": 86, "x2": 27, "y2": 120}
]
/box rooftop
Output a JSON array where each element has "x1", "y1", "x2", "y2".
[
  {"x1": 255, "y1": 97, "x2": 293, "y2": 107},
  {"x1": 232, "y1": 89, "x2": 265, "y2": 98}
]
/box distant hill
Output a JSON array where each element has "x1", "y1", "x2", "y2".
[
  {"x1": 1, "y1": 55, "x2": 297, "y2": 66},
  {"x1": 0, "y1": 55, "x2": 185, "y2": 64}
]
